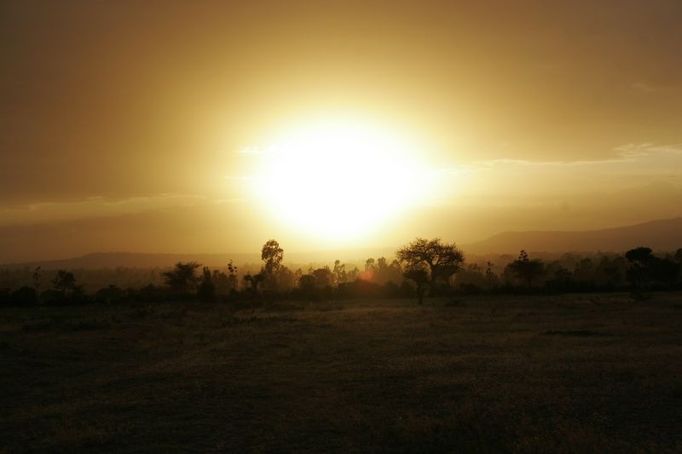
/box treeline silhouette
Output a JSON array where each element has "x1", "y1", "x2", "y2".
[{"x1": 1, "y1": 239, "x2": 682, "y2": 307}]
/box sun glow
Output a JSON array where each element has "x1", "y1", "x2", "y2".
[{"x1": 247, "y1": 118, "x2": 436, "y2": 241}]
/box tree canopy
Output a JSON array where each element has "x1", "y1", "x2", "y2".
[
  {"x1": 261, "y1": 239, "x2": 284, "y2": 274},
  {"x1": 396, "y1": 238, "x2": 464, "y2": 304},
  {"x1": 396, "y1": 238, "x2": 464, "y2": 283}
]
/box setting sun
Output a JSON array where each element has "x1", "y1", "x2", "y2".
[{"x1": 247, "y1": 119, "x2": 435, "y2": 241}]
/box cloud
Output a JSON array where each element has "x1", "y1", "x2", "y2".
[
  {"x1": 473, "y1": 143, "x2": 682, "y2": 169},
  {"x1": 0, "y1": 194, "x2": 210, "y2": 227},
  {"x1": 631, "y1": 82, "x2": 657, "y2": 93},
  {"x1": 614, "y1": 143, "x2": 682, "y2": 158},
  {"x1": 472, "y1": 157, "x2": 630, "y2": 168}
]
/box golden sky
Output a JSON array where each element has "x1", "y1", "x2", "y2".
[{"x1": 1, "y1": 1, "x2": 681, "y2": 261}]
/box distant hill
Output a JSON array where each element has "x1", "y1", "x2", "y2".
[
  {"x1": 466, "y1": 217, "x2": 682, "y2": 254},
  {"x1": 0, "y1": 248, "x2": 398, "y2": 270},
  {"x1": 0, "y1": 252, "x2": 259, "y2": 270},
  {"x1": 3, "y1": 218, "x2": 682, "y2": 269}
]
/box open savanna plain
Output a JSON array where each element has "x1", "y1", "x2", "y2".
[{"x1": 1, "y1": 293, "x2": 682, "y2": 453}]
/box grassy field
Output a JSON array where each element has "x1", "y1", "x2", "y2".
[{"x1": 1, "y1": 294, "x2": 682, "y2": 453}]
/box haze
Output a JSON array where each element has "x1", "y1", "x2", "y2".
[{"x1": 1, "y1": 1, "x2": 681, "y2": 262}]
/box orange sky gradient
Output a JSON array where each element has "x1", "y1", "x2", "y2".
[{"x1": 1, "y1": 1, "x2": 681, "y2": 262}]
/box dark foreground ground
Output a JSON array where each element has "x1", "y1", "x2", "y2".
[{"x1": 1, "y1": 294, "x2": 682, "y2": 453}]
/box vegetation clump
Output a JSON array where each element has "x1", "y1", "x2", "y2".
[{"x1": 1, "y1": 241, "x2": 681, "y2": 307}]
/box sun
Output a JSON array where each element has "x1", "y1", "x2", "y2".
[{"x1": 247, "y1": 118, "x2": 434, "y2": 241}]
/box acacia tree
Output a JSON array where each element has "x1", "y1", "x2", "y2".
[
  {"x1": 396, "y1": 238, "x2": 465, "y2": 304},
  {"x1": 625, "y1": 246, "x2": 679, "y2": 290}
]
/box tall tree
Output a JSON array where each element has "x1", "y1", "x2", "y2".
[
  {"x1": 226, "y1": 260, "x2": 239, "y2": 292},
  {"x1": 506, "y1": 250, "x2": 544, "y2": 288},
  {"x1": 333, "y1": 260, "x2": 347, "y2": 285},
  {"x1": 260, "y1": 239, "x2": 284, "y2": 292},
  {"x1": 261, "y1": 240, "x2": 284, "y2": 275}
]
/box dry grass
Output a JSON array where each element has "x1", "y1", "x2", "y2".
[{"x1": 1, "y1": 293, "x2": 682, "y2": 452}]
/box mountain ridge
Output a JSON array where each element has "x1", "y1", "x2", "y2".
[{"x1": 465, "y1": 217, "x2": 682, "y2": 254}]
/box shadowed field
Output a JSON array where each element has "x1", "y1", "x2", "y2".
[{"x1": 2, "y1": 294, "x2": 682, "y2": 452}]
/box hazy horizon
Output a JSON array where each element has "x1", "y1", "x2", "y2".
[{"x1": 2, "y1": 216, "x2": 681, "y2": 266}]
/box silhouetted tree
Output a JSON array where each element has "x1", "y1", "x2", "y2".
[
  {"x1": 243, "y1": 272, "x2": 265, "y2": 295},
  {"x1": 397, "y1": 238, "x2": 464, "y2": 303},
  {"x1": 211, "y1": 269, "x2": 231, "y2": 296},
  {"x1": 312, "y1": 267, "x2": 334, "y2": 288},
  {"x1": 299, "y1": 274, "x2": 317, "y2": 293},
  {"x1": 346, "y1": 266, "x2": 360, "y2": 282},
  {"x1": 53, "y1": 270, "x2": 76, "y2": 295},
  {"x1": 95, "y1": 285, "x2": 125, "y2": 304},
  {"x1": 455, "y1": 263, "x2": 489, "y2": 293},
  {"x1": 261, "y1": 239, "x2": 284, "y2": 292},
  {"x1": 32, "y1": 266, "x2": 42, "y2": 298},
  {"x1": 651, "y1": 257, "x2": 679, "y2": 288},
  {"x1": 485, "y1": 261, "x2": 499, "y2": 288},
  {"x1": 197, "y1": 267, "x2": 216, "y2": 302},
  {"x1": 227, "y1": 261, "x2": 239, "y2": 293},
  {"x1": 571, "y1": 257, "x2": 595, "y2": 289},
  {"x1": 163, "y1": 262, "x2": 201, "y2": 293},
  {"x1": 626, "y1": 247, "x2": 653, "y2": 264},
  {"x1": 675, "y1": 249, "x2": 682, "y2": 286},
  {"x1": 506, "y1": 250, "x2": 544, "y2": 288},
  {"x1": 298, "y1": 267, "x2": 335, "y2": 299},
  {"x1": 365, "y1": 258, "x2": 376, "y2": 273},
  {"x1": 403, "y1": 268, "x2": 429, "y2": 304},
  {"x1": 628, "y1": 249, "x2": 680, "y2": 289},
  {"x1": 373, "y1": 257, "x2": 403, "y2": 285},
  {"x1": 274, "y1": 266, "x2": 296, "y2": 292},
  {"x1": 545, "y1": 265, "x2": 573, "y2": 292},
  {"x1": 333, "y1": 260, "x2": 347, "y2": 285},
  {"x1": 594, "y1": 255, "x2": 627, "y2": 289},
  {"x1": 261, "y1": 239, "x2": 283, "y2": 275},
  {"x1": 625, "y1": 247, "x2": 653, "y2": 290}
]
